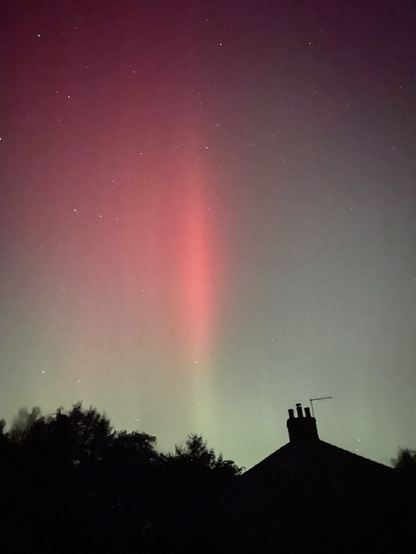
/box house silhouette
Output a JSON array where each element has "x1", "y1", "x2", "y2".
[{"x1": 209, "y1": 403, "x2": 415, "y2": 554}]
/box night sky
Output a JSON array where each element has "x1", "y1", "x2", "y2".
[{"x1": 1, "y1": 0, "x2": 415, "y2": 469}]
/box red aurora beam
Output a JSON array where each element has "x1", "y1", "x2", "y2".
[{"x1": 178, "y1": 161, "x2": 217, "y2": 360}]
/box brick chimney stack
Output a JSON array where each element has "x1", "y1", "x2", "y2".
[{"x1": 287, "y1": 403, "x2": 319, "y2": 442}]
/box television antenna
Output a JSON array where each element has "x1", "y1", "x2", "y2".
[{"x1": 310, "y1": 396, "x2": 333, "y2": 418}]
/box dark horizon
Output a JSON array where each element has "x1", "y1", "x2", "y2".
[
  {"x1": 1, "y1": 399, "x2": 415, "y2": 554},
  {"x1": 1, "y1": 399, "x2": 412, "y2": 471}
]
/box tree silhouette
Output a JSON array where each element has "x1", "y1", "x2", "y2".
[
  {"x1": 168, "y1": 433, "x2": 242, "y2": 488},
  {"x1": 392, "y1": 447, "x2": 416, "y2": 488},
  {"x1": 151, "y1": 434, "x2": 243, "y2": 553},
  {"x1": 392, "y1": 448, "x2": 416, "y2": 470},
  {"x1": 0, "y1": 418, "x2": 8, "y2": 449},
  {"x1": 2, "y1": 400, "x2": 416, "y2": 554},
  {"x1": 107, "y1": 429, "x2": 158, "y2": 469},
  {"x1": 8, "y1": 406, "x2": 43, "y2": 445}
]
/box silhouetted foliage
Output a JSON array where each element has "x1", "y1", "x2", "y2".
[
  {"x1": 392, "y1": 447, "x2": 416, "y2": 471},
  {"x1": 165, "y1": 433, "x2": 242, "y2": 492},
  {"x1": 0, "y1": 418, "x2": 11, "y2": 467},
  {"x1": 392, "y1": 448, "x2": 416, "y2": 487},
  {"x1": 155, "y1": 434, "x2": 242, "y2": 552},
  {"x1": 8, "y1": 406, "x2": 43, "y2": 445},
  {"x1": 3, "y1": 400, "x2": 412, "y2": 554},
  {"x1": 0, "y1": 402, "x2": 241, "y2": 554}
]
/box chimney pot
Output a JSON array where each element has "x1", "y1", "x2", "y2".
[{"x1": 286, "y1": 403, "x2": 319, "y2": 442}]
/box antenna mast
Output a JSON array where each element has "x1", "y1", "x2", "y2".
[{"x1": 309, "y1": 396, "x2": 333, "y2": 417}]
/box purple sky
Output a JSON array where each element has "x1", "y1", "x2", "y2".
[{"x1": 1, "y1": 0, "x2": 415, "y2": 469}]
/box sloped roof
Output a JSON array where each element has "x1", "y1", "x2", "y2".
[
  {"x1": 240, "y1": 437, "x2": 393, "y2": 487},
  {"x1": 213, "y1": 437, "x2": 412, "y2": 554},
  {"x1": 220, "y1": 437, "x2": 396, "y2": 515}
]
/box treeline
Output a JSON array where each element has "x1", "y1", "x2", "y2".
[
  {"x1": 1, "y1": 402, "x2": 415, "y2": 554},
  {"x1": 0, "y1": 402, "x2": 242, "y2": 554}
]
